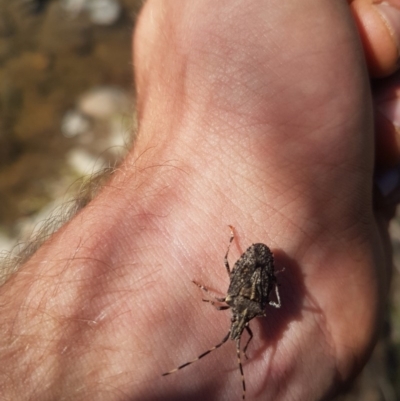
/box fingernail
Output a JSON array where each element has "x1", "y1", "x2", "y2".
[
  {"x1": 377, "y1": 96, "x2": 400, "y2": 130},
  {"x1": 374, "y1": 1, "x2": 400, "y2": 58}
]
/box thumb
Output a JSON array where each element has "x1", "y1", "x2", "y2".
[{"x1": 350, "y1": 0, "x2": 400, "y2": 77}]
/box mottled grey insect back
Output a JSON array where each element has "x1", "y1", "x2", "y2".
[{"x1": 162, "y1": 226, "x2": 282, "y2": 400}]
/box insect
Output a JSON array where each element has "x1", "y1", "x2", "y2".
[{"x1": 162, "y1": 226, "x2": 282, "y2": 400}]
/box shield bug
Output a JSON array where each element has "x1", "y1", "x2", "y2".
[{"x1": 162, "y1": 226, "x2": 282, "y2": 400}]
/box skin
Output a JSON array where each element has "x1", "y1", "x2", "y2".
[
  {"x1": 350, "y1": 0, "x2": 400, "y2": 165},
  {"x1": 350, "y1": 0, "x2": 399, "y2": 78},
  {"x1": 0, "y1": 0, "x2": 399, "y2": 400}
]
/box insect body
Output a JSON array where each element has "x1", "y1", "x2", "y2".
[{"x1": 162, "y1": 226, "x2": 281, "y2": 400}]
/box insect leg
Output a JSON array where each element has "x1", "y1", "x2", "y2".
[
  {"x1": 236, "y1": 338, "x2": 246, "y2": 400},
  {"x1": 192, "y1": 280, "x2": 226, "y2": 303},
  {"x1": 162, "y1": 331, "x2": 231, "y2": 376},
  {"x1": 268, "y1": 283, "x2": 281, "y2": 308},
  {"x1": 224, "y1": 225, "x2": 235, "y2": 275},
  {"x1": 201, "y1": 299, "x2": 230, "y2": 310},
  {"x1": 243, "y1": 325, "x2": 253, "y2": 359}
]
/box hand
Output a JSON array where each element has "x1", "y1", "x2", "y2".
[{"x1": 0, "y1": 0, "x2": 398, "y2": 400}]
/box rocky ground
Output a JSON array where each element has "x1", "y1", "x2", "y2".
[
  {"x1": 0, "y1": 0, "x2": 139, "y2": 246},
  {"x1": 0, "y1": 1, "x2": 399, "y2": 399}
]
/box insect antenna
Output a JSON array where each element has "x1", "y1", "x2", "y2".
[
  {"x1": 236, "y1": 338, "x2": 246, "y2": 400},
  {"x1": 242, "y1": 325, "x2": 253, "y2": 358},
  {"x1": 162, "y1": 331, "x2": 231, "y2": 376}
]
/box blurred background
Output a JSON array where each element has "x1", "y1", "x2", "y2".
[
  {"x1": 0, "y1": 0, "x2": 140, "y2": 248},
  {"x1": 0, "y1": 1, "x2": 399, "y2": 399}
]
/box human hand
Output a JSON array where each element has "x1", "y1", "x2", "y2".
[{"x1": 1, "y1": 1, "x2": 399, "y2": 400}]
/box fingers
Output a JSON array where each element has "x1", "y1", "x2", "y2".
[
  {"x1": 349, "y1": 0, "x2": 400, "y2": 77},
  {"x1": 373, "y1": 72, "x2": 400, "y2": 166},
  {"x1": 350, "y1": 1, "x2": 400, "y2": 165}
]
